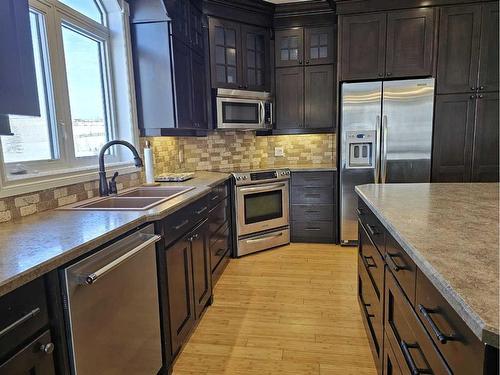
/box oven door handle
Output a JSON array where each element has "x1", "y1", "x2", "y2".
[
  {"x1": 245, "y1": 232, "x2": 284, "y2": 243},
  {"x1": 239, "y1": 183, "x2": 286, "y2": 193}
]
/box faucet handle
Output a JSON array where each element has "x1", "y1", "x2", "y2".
[{"x1": 109, "y1": 172, "x2": 119, "y2": 195}]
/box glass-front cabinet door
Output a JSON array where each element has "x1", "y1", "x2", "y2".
[
  {"x1": 209, "y1": 18, "x2": 241, "y2": 89},
  {"x1": 241, "y1": 25, "x2": 269, "y2": 91},
  {"x1": 275, "y1": 28, "x2": 304, "y2": 67},
  {"x1": 305, "y1": 26, "x2": 335, "y2": 65}
]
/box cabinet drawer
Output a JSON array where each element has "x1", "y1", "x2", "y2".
[
  {"x1": 0, "y1": 278, "x2": 49, "y2": 360},
  {"x1": 208, "y1": 198, "x2": 230, "y2": 247},
  {"x1": 359, "y1": 223, "x2": 384, "y2": 300},
  {"x1": 0, "y1": 330, "x2": 55, "y2": 374},
  {"x1": 357, "y1": 198, "x2": 385, "y2": 251},
  {"x1": 210, "y1": 223, "x2": 231, "y2": 272},
  {"x1": 385, "y1": 271, "x2": 451, "y2": 375},
  {"x1": 358, "y1": 256, "x2": 383, "y2": 371},
  {"x1": 385, "y1": 232, "x2": 417, "y2": 305},
  {"x1": 208, "y1": 181, "x2": 229, "y2": 209},
  {"x1": 291, "y1": 221, "x2": 335, "y2": 243},
  {"x1": 291, "y1": 186, "x2": 334, "y2": 204},
  {"x1": 415, "y1": 269, "x2": 485, "y2": 375},
  {"x1": 291, "y1": 171, "x2": 335, "y2": 187},
  {"x1": 291, "y1": 204, "x2": 334, "y2": 221}
]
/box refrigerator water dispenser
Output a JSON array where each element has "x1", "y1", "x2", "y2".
[{"x1": 346, "y1": 131, "x2": 375, "y2": 168}]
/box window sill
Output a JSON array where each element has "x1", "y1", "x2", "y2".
[{"x1": 0, "y1": 162, "x2": 141, "y2": 198}]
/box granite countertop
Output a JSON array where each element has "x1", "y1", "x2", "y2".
[
  {"x1": 355, "y1": 183, "x2": 499, "y2": 347},
  {"x1": 215, "y1": 164, "x2": 336, "y2": 173},
  {"x1": 0, "y1": 171, "x2": 230, "y2": 298}
]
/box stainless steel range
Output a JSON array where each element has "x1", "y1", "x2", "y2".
[{"x1": 233, "y1": 169, "x2": 291, "y2": 257}]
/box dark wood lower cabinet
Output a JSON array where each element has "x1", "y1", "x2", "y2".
[
  {"x1": 190, "y1": 220, "x2": 212, "y2": 319},
  {"x1": 0, "y1": 330, "x2": 56, "y2": 375},
  {"x1": 382, "y1": 334, "x2": 403, "y2": 375},
  {"x1": 166, "y1": 236, "x2": 196, "y2": 357}
]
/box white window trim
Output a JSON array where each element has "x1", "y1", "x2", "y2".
[{"x1": 0, "y1": 0, "x2": 141, "y2": 198}]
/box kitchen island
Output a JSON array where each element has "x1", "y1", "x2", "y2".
[{"x1": 355, "y1": 183, "x2": 499, "y2": 375}]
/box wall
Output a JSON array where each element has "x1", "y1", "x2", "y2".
[{"x1": 0, "y1": 131, "x2": 335, "y2": 223}]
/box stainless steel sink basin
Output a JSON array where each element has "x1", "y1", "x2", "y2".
[{"x1": 60, "y1": 186, "x2": 195, "y2": 211}]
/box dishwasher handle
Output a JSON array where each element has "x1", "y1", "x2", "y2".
[{"x1": 82, "y1": 234, "x2": 161, "y2": 285}]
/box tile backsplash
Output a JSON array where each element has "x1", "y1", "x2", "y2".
[
  {"x1": 0, "y1": 131, "x2": 335, "y2": 223},
  {"x1": 145, "y1": 131, "x2": 336, "y2": 173}
]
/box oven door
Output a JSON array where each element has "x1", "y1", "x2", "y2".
[
  {"x1": 217, "y1": 97, "x2": 265, "y2": 129},
  {"x1": 236, "y1": 181, "x2": 289, "y2": 236}
]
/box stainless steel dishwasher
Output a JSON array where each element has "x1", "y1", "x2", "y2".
[{"x1": 62, "y1": 224, "x2": 162, "y2": 375}]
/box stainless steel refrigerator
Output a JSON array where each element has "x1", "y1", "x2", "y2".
[{"x1": 340, "y1": 78, "x2": 435, "y2": 245}]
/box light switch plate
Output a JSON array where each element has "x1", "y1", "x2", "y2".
[{"x1": 274, "y1": 147, "x2": 285, "y2": 157}]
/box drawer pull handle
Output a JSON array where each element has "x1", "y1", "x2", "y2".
[
  {"x1": 0, "y1": 307, "x2": 41, "y2": 338},
  {"x1": 195, "y1": 206, "x2": 208, "y2": 215},
  {"x1": 418, "y1": 305, "x2": 456, "y2": 344},
  {"x1": 174, "y1": 219, "x2": 190, "y2": 231},
  {"x1": 366, "y1": 225, "x2": 379, "y2": 236},
  {"x1": 400, "y1": 341, "x2": 432, "y2": 375},
  {"x1": 363, "y1": 255, "x2": 376, "y2": 268},
  {"x1": 305, "y1": 194, "x2": 321, "y2": 198},
  {"x1": 215, "y1": 248, "x2": 226, "y2": 256},
  {"x1": 385, "y1": 253, "x2": 401, "y2": 272},
  {"x1": 363, "y1": 303, "x2": 375, "y2": 318},
  {"x1": 356, "y1": 208, "x2": 363, "y2": 216},
  {"x1": 305, "y1": 227, "x2": 321, "y2": 231},
  {"x1": 211, "y1": 195, "x2": 220, "y2": 201},
  {"x1": 305, "y1": 210, "x2": 320, "y2": 213}
]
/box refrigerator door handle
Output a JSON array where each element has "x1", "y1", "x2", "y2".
[
  {"x1": 374, "y1": 115, "x2": 381, "y2": 183},
  {"x1": 381, "y1": 115, "x2": 388, "y2": 184}
]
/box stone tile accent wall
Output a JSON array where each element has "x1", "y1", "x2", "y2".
[{"x1": 0, "y1": 172, "x2": 141, "y2": 223}]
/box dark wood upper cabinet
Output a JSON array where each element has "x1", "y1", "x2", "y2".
[
  {"x1": 166, "y1": 236, "x2": 195, "y2": 357},
  {"x1": 340, "y1": 13, "x2": 386, "y2": 80},
  {"x1": 385, "y1": 8, "x2": 435, "y2": 78},
  {"x1": 241, "y1": 24, "x2": 269, "y2": 91},
  {"x1": 472, "y1": 92, "x2": 499, "y2": 182},
  {"x1": 191, "y1": 51, "x2": 208, "y2": 129},
  {"x1": 209, "y1": 17, "x2": 242, "y2": 89},
  {"x1": 189, "y1": 5, "x2": 205, "y2": 56},
  {"x1": 437, "y1": 5, "x2": 482, "y2": 94},
  {"x1": 304, "y1": 27, "x2": 335, "y2": 66},
  {"x1": 275, "y1": 28, "x2": 304, "y2": 67},
  {"x1": 167, "y1": 0, "x2": 190, "y2": 45},
  {"x1": 172, "y1": 40, "x2": 193, "y2": 129},
  {"x1": 209, "y1": 18, "x2": 270, "y2": 91},
  {"x1": 0, "y1": 0, "x2": 39, "y2": 116},
  {"x1": 432, "y1": 94, "x2": 476, "y2": 182},
  {"x1": 275, "y1": 67, "x2": 304, "y2": 128},
  {"x1": 304, "y1": 65, "x2": 335, "y2": 128},
  {"x1": 478, "y1": 2, "x2": 499, "y2": 93}
]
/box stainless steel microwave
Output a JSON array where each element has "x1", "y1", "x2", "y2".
[{"x1": 216, "y1": 89, "x2": 273, "y2": 130}]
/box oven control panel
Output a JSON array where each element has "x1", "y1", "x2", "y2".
[{"x1": 233, "y1": 169, "x2": 290, "y2": 185}]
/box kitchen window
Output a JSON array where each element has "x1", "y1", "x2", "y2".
[{"x1": 0, "y1": 0, "x2": 139, "y2": 196}]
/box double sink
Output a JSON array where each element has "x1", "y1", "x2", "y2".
[{"x1": 60, "y1": 186, "x2": 195, "y2": 211}]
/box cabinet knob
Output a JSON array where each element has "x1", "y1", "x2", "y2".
[
  {"x1": 378, "y1": 73, "x2": 383, "y2": 77},
  {"x1": 238, "y1": 85, "x2": 243, "y2": 89},
  {"x1": 479, "y1": 86, "x2": 485, "y2": 90},
  {"x1": 386, "y1": 72, "x2": 392, "y2": 76},
  {"x1": 40, "y1": 343, "x2": 55, "y2": 355},
  {"x1": 306, "y1": 60, "x2": 310, "y2": 64},
  {"x1": 470, "y1": 95, "x2": 476, "y2": 99},
  {"x1": 298, "y1": 60, "x2": 303, "y2": 65},
  {"x1": 478, "y1": 94, "x2": 484, "y2": 99},
  {"x1": 471, "y1": 86, "x2": 476, "y2": 91}
]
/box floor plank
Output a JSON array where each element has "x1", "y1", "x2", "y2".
[{"x1": 172, "y1": 243, "x2": 377, "y2": 375}]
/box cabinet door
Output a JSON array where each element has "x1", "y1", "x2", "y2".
[
  {"x1": 478, "y1": 2, "x2": 499, "y2": 92},
  {"x1": 275, "y1": 67, "x2": 304, "y2": 129},
  {"x1": 209, "y1": 18, "x2": 242, "y2": 89},
  {"x1": 472, "y1": 92, "x2": 499, "y2": 182},
  {"x1": 190, "y1": 221, "x2": 212, "y2": 319},
  {"x1": 432, "y1": 94, "x2": 476, "y2": 182},
  {"x1": 167, "y1": 0, "x2": 190, "y2": 45},
  {"x1": 304, "y1": 64, "x2": 335, "y2": 128},
  {"x1": 382, "y1": 335, "x2": 403, "y2": 375},
  {"x1": 304, "y1": 26, "x2": 335, "y2": 66},
  {"x1": 172, "y1": 40, "x2": 193, "y2": 128},
  {"x1": 0, "y1": 0, "x2": 39, "y2": 116},
  {"x1": 340, "y1": 13, "x2": 386, "y2": 80},
  {"x1": 189, "y1": 4, "x2": 204, "y2": 56},
  {"x1": 385, "y1": 8, "x2": 435, "y2": 78},
  {"x1": 275, "y1": 28, "x2": 304, "y2": 68},
  {"x1": 191, "y1": 51, "x2": 208, "y2": 129},
  {"x1": 0, "y1": 330, "x2": 55, "y2": 375},
  {"x1": 241, "y1": 25, "x2": 269, "y2": 91},
  {"x1": 166, "y1": 237, "x2": 195, "y2": 356},
  {"x1": 437, "y1": 5, "x2": 481, "y2": 94}
]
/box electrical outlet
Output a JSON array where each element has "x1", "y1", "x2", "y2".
[{"x1": 274, "y1": 147, "x2": 285, "y2": 157}]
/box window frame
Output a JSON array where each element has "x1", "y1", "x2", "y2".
[{"x1": 0, "y1": 0, "x2": 140, "y2": 195}]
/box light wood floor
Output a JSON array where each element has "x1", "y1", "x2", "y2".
[{"x1": 173, "y1": 243, "x2": 377, "y2": 375}]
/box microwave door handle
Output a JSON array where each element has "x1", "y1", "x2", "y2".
[{"x1": 259, "y1": 102, "x2": 265, "y2": 126}]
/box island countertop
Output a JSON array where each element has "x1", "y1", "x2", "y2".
[{"x1": 355, "y1": 183, "x2": 499, "y2": 347}]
